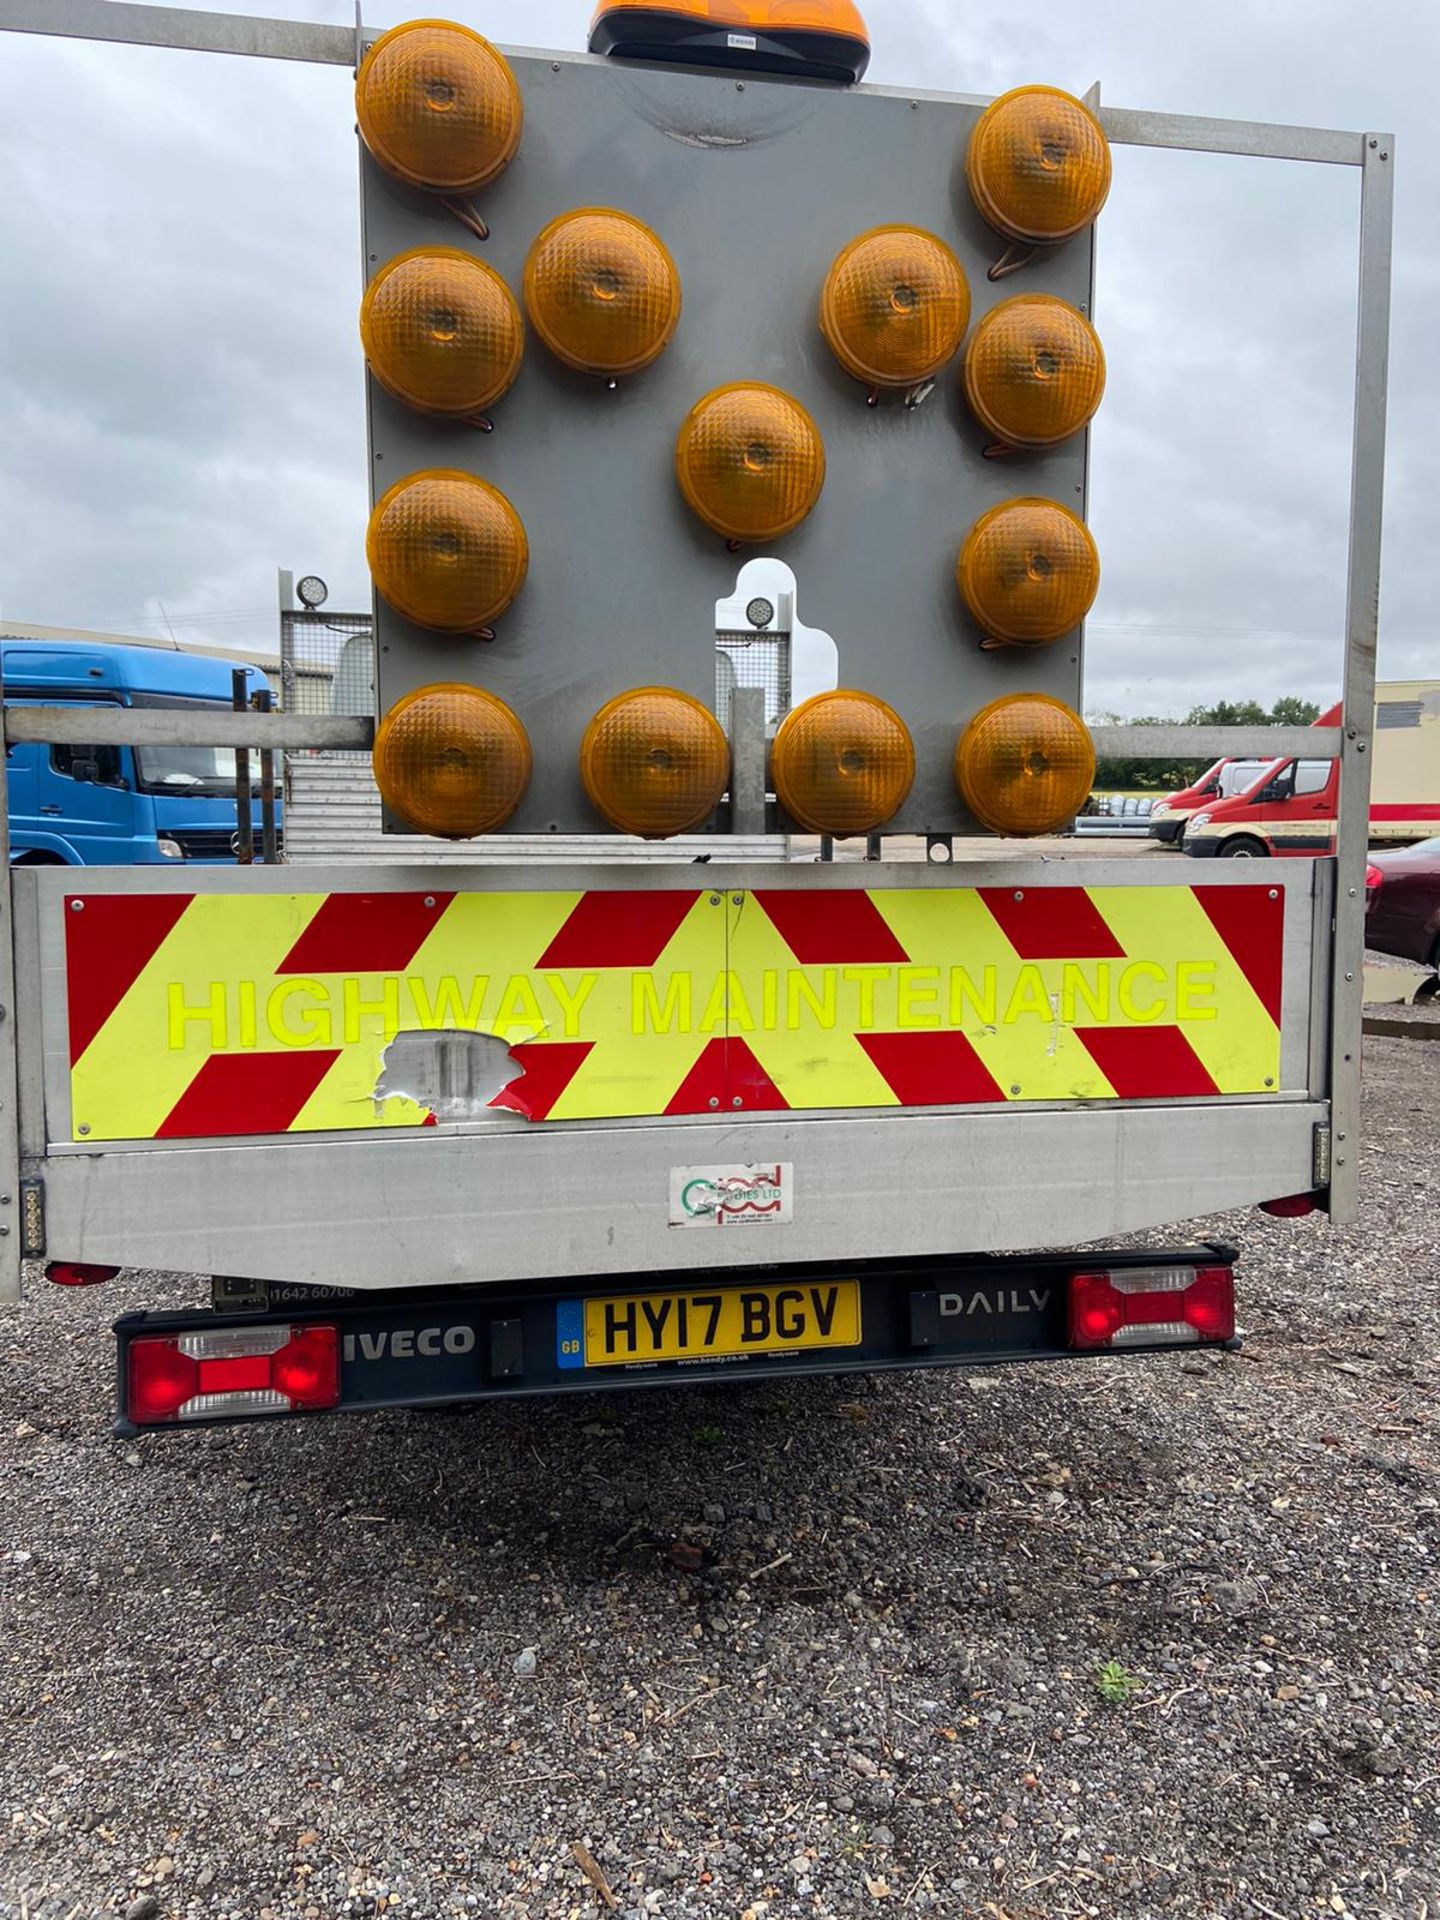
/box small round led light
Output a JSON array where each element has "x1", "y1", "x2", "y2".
[
  {"x1": 955, "y1": 693, "x2": 1095, "y2": 836},
  {"x1": 966, "y1": 85, "x2": 1112, "y2": 245},
  {"x1": 374, "y1": 683, "x2": 532, "y2": 837},
  {"x1": 962, "y1": 294, "x2": 1105, "y2": 449},
  {"x1": 957, "y1": 497, "x2": 1099, "y2": 646},
  {"x1": 580, "y1": 687, "x2": 729, "y2": 838},
  {"x1": 524, "y1": 208, "x2": 682, "y2": 377},
  {"x1": 367, "y1": 470, "x2": 528, "y2": 633},
  {"x1": 771, "y1": 689, "x2": 915, "y2": 836},
  {"x1": 820, "y1": 226, "x2": 971, "y2": 390},
  {"x1": 356, "y1": 20, "x2": 522, "y2": 195},
  {"x1": 675, "y1": 383, "x2": 826, "y2": 543},
  {"x1": 360, "y1": 247, "x2": 524, "y2": 418}
]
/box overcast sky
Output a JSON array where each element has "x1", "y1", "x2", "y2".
[{"x1": 0, "y1": 0, "x2": 1434, "y2": 717}]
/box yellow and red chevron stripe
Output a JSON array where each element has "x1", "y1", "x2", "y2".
[{"x1": 63, "y1": 883, "x2": 1284, "y2": 1142}]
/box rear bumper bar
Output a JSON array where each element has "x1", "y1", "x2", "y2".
[{"x1": 113, "y1": 1243, "x2": 1239, "y2": 1433}]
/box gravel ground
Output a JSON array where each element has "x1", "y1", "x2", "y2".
[{"x1": 2, "y1": 1036, "x2": 1436, "y2": 1920}]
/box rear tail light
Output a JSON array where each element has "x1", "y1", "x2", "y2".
[
  {"x1": 46, "y1": 1262, "x2": 120, "y2": 1287},
  {"x1": 1365, "y1": 864, "x2": 1384, "y2": 893},
  {"x1": 1068, "y1": 1266, "x2": 1233, "y2": 1351},
  {"x1": 127, "y1": 1325, "x2": 340, "y2": 1426}
]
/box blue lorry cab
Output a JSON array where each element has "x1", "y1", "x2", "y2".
[{"x1": 3, "y1": 639, "x2": 276, "y2": 866}]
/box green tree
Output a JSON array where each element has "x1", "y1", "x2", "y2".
[
  {"x1": 1268, "y1": 695, "x2": 1322, "y2": 726},
  {"x1": 1091, "y1": 695, "x2": 1322, "y2": 794}
]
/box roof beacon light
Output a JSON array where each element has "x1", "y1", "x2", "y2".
[
  {"x1": 580, "y1": 687, "x2": 730, "y2": 838},
  {"x1": 367, "y1": 470, "x2": 529, "y2": 635},
  {"x1": 589, "y1": 1, "x2": 871, "y2": 86},
  {"x1": 524, "y1": 208, "x2": 682, "y2": 378},
  {"x1": 967, "y1": 86, "x2": 1112, "y2": 249},
  {"x1": 374, "y1": 683, "x2": 532, "y2": 837},
  {"x1": 361, "y1": 247, "x2": 524, "y2": 422},
  {"x1": 676, "y1": 383, "x2": 826, "y2": 545},
  {"x1": 955, "y1": 693, "x2": 1095, "y2": 836},
  {"x1": 821, "y1": 227, "x2": 971, "y2": 397},
  {"x1": 356, "y1": 21, "x2": 522, "y2": 196},
  {"x1": 771, "y1": 689, "x2": 915, "y2": 836},
  {"x1": 958, "y1": 497, "x2": 1100, "y2": 648},
  {"x1": 963, "y1": 294, "x2": 1105, "y2": 450}
]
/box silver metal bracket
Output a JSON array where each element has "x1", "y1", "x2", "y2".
[
  {"x1": 727, "y1": 685, "x2": 768, "y2": 838},
  {"x1": 213, "y1": 1274, "x2": 270, "y2": 1313}
]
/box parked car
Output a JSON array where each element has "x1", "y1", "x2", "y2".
[{"x1": 1365, "y1": 837, "x2": 1440, "y2": 970}]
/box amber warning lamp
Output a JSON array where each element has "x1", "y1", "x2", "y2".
[{"x1": 590, "y1": 1, "x2": 871, "y2": 86}]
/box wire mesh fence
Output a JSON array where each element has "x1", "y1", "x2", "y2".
[
  {"x1": 279, "y1": 608, "x2": 374, "y2": 764},
  {"x1": 715, "y1": 629, "x2": 792, "y2": 735}
]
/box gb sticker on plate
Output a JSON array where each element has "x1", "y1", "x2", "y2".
[{"x1": 670, "y1": 1163, "x2": 794, "y2": 1229}]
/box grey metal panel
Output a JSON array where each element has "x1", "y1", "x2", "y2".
[
  {"x1": 37, "y1": 1101, "x2": 1327, "y2": 1288},
  {"x1": 1089, "y1": 726, "x2": 1342, "y2": 762},
  {"x1": 0, "y1": 0, "x2": 355, "y2": 62},
  {"x1": 363, "y1": 54, "x2": 1096, "y2": 837},
  {"x1": 1328, "y1": 137, "x2": 1394, "y2": 1223},
  {"x1": 3, "y1": 709, "x2": 373, "y2": 751},
  {"x1": 1098, "y1": 107, "x2": 1362, "y2": 167}
]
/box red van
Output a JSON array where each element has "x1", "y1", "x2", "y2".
[
  {"x1": 1182, "y1": 686, "x2": 1440, "y2": 859},
  {"x1": 1149, "y1": 756, "x2": 1273, "y2": 845}
]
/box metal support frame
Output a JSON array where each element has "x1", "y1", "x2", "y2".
[
  {"x1": 727, "y1": 686, "x2": 768, "y2": 837},
  {"x1": 2, "y1": 709, "x2": 372, "y2": 751},
  {"x1": 0, "y1": 695, "x2": 19, "y2": 1301},
  {"x1": 0, "y1": 0, "x2": 1394, "y2": 1283},
  {"x1": 1327, "y1": 137, "x2": 1393, "y2": 1221},
  {"x1": 0, "y1": 711, "x2": 1350, "y2": 764}
]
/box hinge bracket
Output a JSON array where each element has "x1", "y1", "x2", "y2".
[{"x1": 212, "y1": 1274, "x2": 270, "y2": 1312}]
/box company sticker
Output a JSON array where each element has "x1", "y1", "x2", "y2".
[
  {"x1": 727, "y1": 32, "x2": 759, "y2": 49},
  {"x1": 670, "y1": 1162, "x2": 794, "y2": 1228}
]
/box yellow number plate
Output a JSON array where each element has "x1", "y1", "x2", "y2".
[{"x1": 557, "y1": 1281, "x2": 862, "y2": 1370}]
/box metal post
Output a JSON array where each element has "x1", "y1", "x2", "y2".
[
  {"x1": 232, "y1": 669, "x2": 254, "y2": 867},
  {"x1": 0, "y1": 652, "x2": 21, "y2": 1303},
  {"x1": 727, "y1": 686, "x2": 767, "y2": 837},
  {"x1": 254, "y1": 688, "x2": 280, "y2": 866},
  {"x1": 1328, "y1": 134, "x2": 1394, "y2": 1223}
]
